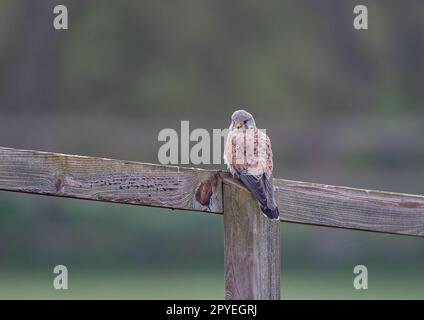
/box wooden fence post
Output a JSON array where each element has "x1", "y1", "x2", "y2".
[{"x1": 223, "y1": 179, "x2": 280, "y2": 300}]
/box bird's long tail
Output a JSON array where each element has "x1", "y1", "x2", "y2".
[{"x1": 260, "y1": 204, "x2": 280, "y2": 220}]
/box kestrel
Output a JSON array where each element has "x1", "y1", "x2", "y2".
[{"x1": 223, "y1": 109, "x2": 280, "y2": 220}]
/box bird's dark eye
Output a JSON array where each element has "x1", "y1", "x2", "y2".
[{"x1": 243, "y1": 120, "x2": 247, "y2": 124}]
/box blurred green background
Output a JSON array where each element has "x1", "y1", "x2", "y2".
[{"x1": 1, "y1": 0, "x2": 424, "y2": 299}]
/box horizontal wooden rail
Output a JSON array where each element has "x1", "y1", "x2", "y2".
[
  {"x1": 0, "y1": 147, "x2": 223, "y2": 213},
  {"x1": 1, "y1": 147, "x2": 424, "y2": 236},
  {"x1": 274, "y1": 180, "x2": 424, "y2": 236}
]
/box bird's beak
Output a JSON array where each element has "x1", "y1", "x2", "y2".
[{"x1": 234, "y1": 121, "x2": 243, "y2": 129}]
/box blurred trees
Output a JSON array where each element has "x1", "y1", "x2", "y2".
[{"x1": 1, "y1": 0, "x2": 423, "y2": 117}]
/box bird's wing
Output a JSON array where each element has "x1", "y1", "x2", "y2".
[
  {"x1": 223, "y1": 131, "x2": 237, "y2": 174},
  {"x1": 257, "y1": 130, "x2": 273, "y2": 175}
]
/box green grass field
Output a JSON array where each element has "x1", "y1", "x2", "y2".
[
  {"x1": 1, "y1": 194, "x2": 423, "y2": 300},
  {"x1": 0, "y1": 270, "x2": 422, "y2": 299}
]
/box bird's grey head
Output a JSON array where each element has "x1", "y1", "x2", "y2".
[{"x1": 229, "y1": 109, "x2": 256, "y2": 131}]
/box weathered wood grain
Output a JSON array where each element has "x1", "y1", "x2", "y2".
[
  {"x1": 275, "y1": 179, "x2": 424, "y2": 236},
  {"x1": 0, "y1": 147, "x2": 222, "y2": 213},
  {"x1": 223, "y1": 178, "x2": 280, "y2": 300}
]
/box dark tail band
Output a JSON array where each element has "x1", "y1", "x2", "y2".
[{"x1": 260, "y1": 205, "x2": 280, "y2": 220}]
